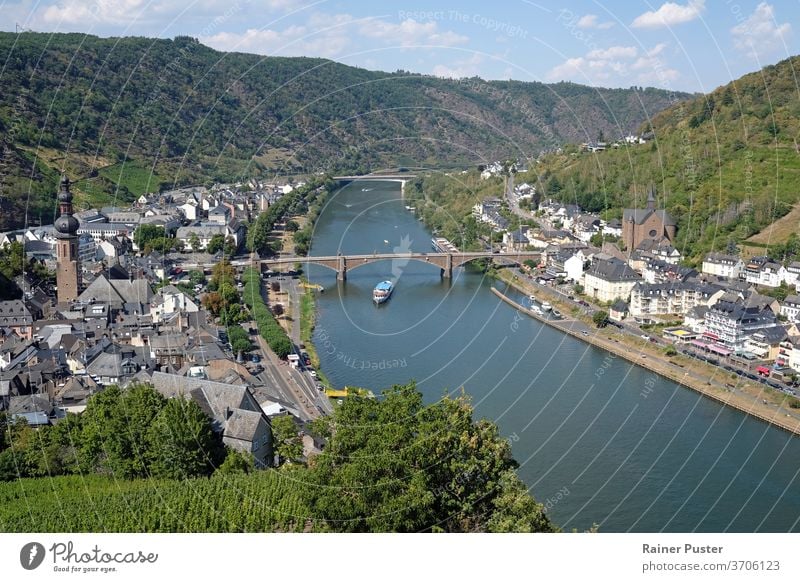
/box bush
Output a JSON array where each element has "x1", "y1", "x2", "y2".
[{"x1": 592, "y1": 310, "x2": 609, "y2": 328}]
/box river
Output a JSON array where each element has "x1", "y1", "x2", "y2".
[{"x1": 305, "y1": 180, "x2": 800, "y2": 532}]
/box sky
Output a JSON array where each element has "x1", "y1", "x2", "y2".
[{"x1": 2, "y1": 0, "x2": 797, "y2": 93}]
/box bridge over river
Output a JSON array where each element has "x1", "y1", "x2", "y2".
[{"x1": 189, "y1": 251, "x2": 541, "y2": 280}]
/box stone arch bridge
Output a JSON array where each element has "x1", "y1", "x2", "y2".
[{"x1": 231, "y1": 251, "x2": 541, "y2": 280}]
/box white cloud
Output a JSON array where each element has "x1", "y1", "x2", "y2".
[
  {"x1": 359, "y1": 18, "x2": 468, "y2": 48},
  {"x1": 432, "y1": 54, "x2": 484, "y2": 79},
  {"x1": 203, "y1": 23, "x2": 352, "y2": 58},
  {"x1": 42, "y1": 0, "x2": 148, "y2": 26},
  {"x1": 547, "y1": 44, "x2": 678, "y2": 87},
  {"x1": 577, "y1": 14, "x2": 614, "y2": 30},
  {"x1": 632, "y1": 0, "x2": 704, "y2": 29},
  {"x1": 201, "y1": 13, "x2": 467, "y2": 60},
  {"x1": 731, "y1": 3, "x2": 791, "y2": 59},
  {"x1": 586, "y1": 45, "x2": 637, "y2": 60}
]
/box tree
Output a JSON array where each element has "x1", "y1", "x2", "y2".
[
  {"x1": 271, "y1": 303, "x2": 284, "y2": 316},
  {"x1": 305, "y1": 383, "x2": 556, "y2": 532},
  {"x1": 270, "y1": 415, "x2": 303, "y2": 463},
  {"x1": 188, "y1": 270, "x2": 206, "y2": 287},
  {"x1": 79, "y1": 383, "x2": 166, "y2": 478},
  {"x1": 217, "y1": 450, "x2": 254, "y2": 474},
  {"x1": 133, "y1": 225, "x2": 166, "y2": 251},
  {"x1": 206, "y1": 234, "x2": 226, "y2": 254},
  {"x1": 188, "y1": 232, "x2": 201, "y2": 252},
  {"x1": 223, "y1": 235, "x2": 237, "y2": 256},
  {"x1": 146, "y1": 398, "x2": 221, "y2": 479},
  {"x1": 0, "y1": 241, "x2": 24, "y2": 280},
  {"x1": 285, "y1": 220, "x2": 300, "y2": 232},
  {"x1": 573, "y1": 283, "x2": 584, "y2": 295},
  {"x1": 270, "y1": 336, "x2": 293, "y2": 360},
  {"x1": 270, "y1": 281, "x2": 280, "y2": 292},
  {"x1": 201, "y1": 292, "x2": 224, "y2": 315},
  {"x1": 592, "y1": 310, "x2": 609, "y2": 328}
]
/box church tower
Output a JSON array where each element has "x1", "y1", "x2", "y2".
[{"x1": 54, "y1": 175, "x2": 81, "y2": 304}]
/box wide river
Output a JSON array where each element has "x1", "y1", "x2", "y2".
[{"x1": 305, "y1": 180, "x2": 800, "y2": 532}]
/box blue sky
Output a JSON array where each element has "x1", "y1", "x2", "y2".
[{"x1": 2, "y1": 0, "x2": 796, "y2": 92}]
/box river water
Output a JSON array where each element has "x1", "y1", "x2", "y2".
[{"x1": 306, "y1": 180, "x2": 800, "y2": 532}]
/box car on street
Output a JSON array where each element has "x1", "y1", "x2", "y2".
[
  {"x1": 309, "y1": 370, "x2": 317, "y2": 378},
  {"x1": 581, "y1": 330, "x2": 589, "y2": 336}
]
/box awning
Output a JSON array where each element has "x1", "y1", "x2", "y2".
[
  {"x1": 707, "y1": 344, "x2": 732, "y2": 356},
  {"x1": 691, "y1": 340, "x2": 710, "y2": 348},
  {"x1": 756, "y1": 366, "x2": 771, "y2": 374}
]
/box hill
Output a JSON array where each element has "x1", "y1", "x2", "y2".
[
  {"x1": 533, "y1": 55, "x2": 800, "y2": 262},
  {"x1": 0, "y1": 32, "x2": 689, "y2": 230}
]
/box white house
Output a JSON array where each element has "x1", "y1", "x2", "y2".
[
  {"x1": 744, "y1": 256, "x2": 785, "y2": 287},
  {"x1": 784, "y1": 262, "x2": 800, "y2": 287},
  {"x1": 150, "y1": 285, "x2": 200, "y2": 323},
  {"x1": 781, "y1": 295, "x2": 800, "y2": 323},
  {"x1": 583, "y1": 258, "x2": 641, "y2": 303},
  {"x1": 702, "y1": 253, "x2": 744, "y2": 279}
]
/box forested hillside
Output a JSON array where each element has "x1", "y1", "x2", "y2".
[
  {"x1": 0, "y1": 32, "x2": 688, "y2": 230},
  {"x1": 534, "y1": 55, "x2": 800, "y2": 261}
]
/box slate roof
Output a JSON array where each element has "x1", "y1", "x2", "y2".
[
  {"x1": 622, "y1": 208, "x2": 676, "y2": 226},
  {"x1": 224, "y1": 409, "x2": 264, "y2": 442},
  {"x1": 78, "y1": 274, "x2": 153, "y2": 306},
  {"x1": 585, "y1": 258, "x2": 641, "y2": 282},
  {"x1": 704, "y1": 252, "x2": 741, "y2": 265},
  {"x1": 0, "y1": 300, "x2": 34, "y2": 327}
]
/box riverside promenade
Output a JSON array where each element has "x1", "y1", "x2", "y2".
[{"x1": 491, "y1": 284, "x2": 800, "y2": 438}]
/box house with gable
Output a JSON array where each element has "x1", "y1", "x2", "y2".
[{"x1": 150, "y1": 371, "x2": 273, "y2": 467}]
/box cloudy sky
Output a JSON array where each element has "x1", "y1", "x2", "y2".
[{"x1": 2, "y1": 0, "x2": 795, "y2": 92}]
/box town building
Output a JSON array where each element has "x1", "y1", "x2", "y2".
[
  {"x1": 583, "y1": 258, "x2": 642, "y2": 303},
  {"x1": 621, "y1": 189, "x2": 676, "y2": 252},
  {"x1": 54, "y1": 176, "x2": 81, "y2": 304},
  {"x1": 702, "y1": 293, "x2": 780, "y2": 351},
  {"x1": 702, "y1": 253, "x2": 744, "y2": 279}
]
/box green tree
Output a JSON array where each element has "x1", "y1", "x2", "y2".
[
  {"x1": 188, "y1": 270, "x2": 206, "y2": 287},
  {"x1": 146, "y1": 398, "x2": 220, "y2": 479},
  {"x1": 305, "y1": 383, "x2": 556, "y2": 532},
  {"x1": 217, "y1": 450, "x2": 254, "y2": 474},
  {"x1": 188, "y1": 232, "x2": 201, "y2": 252},
  {"x1": 0, "y1": 241, "x2": 24, "y2": 280},
  {"x1": 134, "y1": 224, "x2": 166, "y2": 251},
  {"x1": 206, "y1": 234, "x2": 226, "y2": 254},
  {"x1": 285, "y1": 220, "x2": 300, "y2": 232},
  {"x1": 223, "y1": 235, "x2": 237, "y2": 256},
  {"x1": 592, "y1": 310, "x2": 609, "y2": 328},
  {"x1": 270, "y1": 415, "x2": 303, "y2": 463}
]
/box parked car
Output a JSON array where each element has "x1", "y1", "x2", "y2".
[
  {"x1": 251, "y1": 354, "x2": 261, "y2": 363},
  {"x1": 309, "y1": 370, "x2": 317, "y2": 378}
]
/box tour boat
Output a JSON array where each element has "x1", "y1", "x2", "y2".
[
  {"x1": 373, "y1": 281, "x2": 394, "y2": 304},
  {"x1": 541, "y1": 302, "x2": 552, "y2": 311}
]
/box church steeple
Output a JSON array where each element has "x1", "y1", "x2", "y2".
[
  {"x1": 646, "y1": 186, "x2": 656, "y2": 210},
  {"x1": 55, "y1": 174, "x2": 81, "y2": 303}
]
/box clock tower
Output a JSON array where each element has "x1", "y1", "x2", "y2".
[{"x1": 54, "y1": 175, "x2": 81, "y2": 304}]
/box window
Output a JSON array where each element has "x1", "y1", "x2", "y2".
[{"x1": 649, "y1": 229, "x2": 657, "y2": 237}]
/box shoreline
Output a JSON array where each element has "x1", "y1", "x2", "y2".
[{"x1": 492, "y1": 273, "x2": 800, "y2": 437}]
